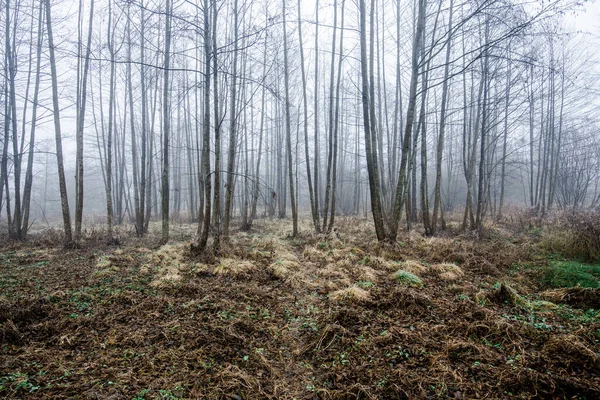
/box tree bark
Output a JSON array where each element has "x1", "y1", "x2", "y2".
[
  {"x1": 432, "y1": 0, "x2": 453, "y2": 234},
  {"x1": 45, "y1": 0, "x2": 73, "y2": 245},
  {"x1": 392, "y1": 0, "x2": 427, "y2": 240},
  {"x1": 359, "y1": 0, "x2": 386, "y2": 241},
  {"x1": 282, "y1": 0, "x2": 298, "y2": 237},
  {"x1": 160, "y1": 0, "x2": 172, "y2": 244}
]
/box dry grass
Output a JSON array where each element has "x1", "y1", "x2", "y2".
[
  {"x1": 95, "y1": 255, "x2": 112, "y2": 269},
  {"x1": 303, "y1": 246, "x2": 332, "y2": 264},
  {"x1": 213, "y1": 258, "x2": 256, "y2": 278},
  {"x1": 149, "y1": 243, "x2": 189, "y2": 286},
  {"x1": 401, "y1": 259, "x2": 428, "y2": 275},
  {"x1": 329, "y1": 285, "x2": 370, "y2": 303},
  {"x1": 431, "y1": 262, "x2": 464, "y2": 281},
  {"x1": 540, "y1": 287, "x2": 600, "y2": 309},
  {"x1": 1, "y1": 216, "x2": 599, "y2": 399},
  {"x1": 543, "y1": 334, "x2": 600, "y2": 369}
]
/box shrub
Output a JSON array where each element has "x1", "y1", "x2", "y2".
[
  {"x1": 543, "y1": 211, "x2": 600, "y2": 262},
  {"x1": 564, "y1": 211, "x2": 600, "y2": 262}
]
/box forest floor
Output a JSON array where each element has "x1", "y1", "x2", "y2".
[{"x1": 1, "y1": 217, "x2": 599, "y2": 399}]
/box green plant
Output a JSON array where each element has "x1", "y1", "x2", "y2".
[
  {"x1": 132, "y1": 388, "x2": 151, "y2": 400},
  {"x1": 333, "y1": 352, "x2": 350, "y2": 367},
  {"x1": 557, "y1": 306, "x2": 599, "y2": 324},
  {"x1": 392, "y1": 270, "x2": 423, "y2": 287},
  {"x1": 355, "y1": 335, "x2": 366, "y2": 345},
  {"x1": 217, "y1": 310, "x2": 235, "y2": 320},
  {"x1": 157, "y1": 386, "x2": 185, "y2": 400},
  {"x1": 0, "y1": 372, "x2": 40, "y2": 393},
  {"x1": 158, "y1": 389, "x2": 179, "y2": 400},
  {"x1": 541, "y1": 260, "x2": 600, "y2": 288},
  {"x1": 376, "y1": 377, "x2": 388, "y2": 388}
]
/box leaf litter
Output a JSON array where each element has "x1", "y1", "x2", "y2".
[{"x1": 0, "y1": 218, "x2": 598, "y2": 399}]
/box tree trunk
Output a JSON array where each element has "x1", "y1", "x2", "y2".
[
  {"x1": 475, "y1": 18, "x2": 490, "y2": 234},
  {"x1": 282, "y1": 0, "x2": 298, "y2": 237},
  {"x1": 392, "y1": 0, "x2": 427, "y2": 240},
  {"x1": 74, "y1": 0, "x2": 94, "y2": 243},
  {"x1": 21, "y1": 0, "x2": 44, "y2": 237},
  {"x1": 45, "y1": 0, "x2": 73, "y2": 245},
  {"x1": 212, "y1": 0, "x2": 222, "y2": 251},
  {"x1": 297, "y1": 0, "x2": 320, "y2": 233},
  {"x1": 432, "y1": 0, "x2": 453, "y2": 234},
  {"x1": 359, "y1": 0, "x2": 386, "y2": 241},
  {"x1": 328, "y1": 0, "x2": 345, "y2": 233},
  {"x1": 160, "y1": 0, "x2": 172, "y2": 244},
  {"x1": 498, "y1": 44, "x2": 511, "y2": 220},
  {"x1": 249, "y1": 16, "x2": 268, "y2": 223},
  {"x1": 223, "y1": 0, "x2": 240, "y2": 238},
  {"x1": 196, "y1": 0, "x2": 213, "y2": 253}
]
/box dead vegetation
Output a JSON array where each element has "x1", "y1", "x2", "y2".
[{"x1": 0, "y1": 217, "x2": 599, "y2": 399}]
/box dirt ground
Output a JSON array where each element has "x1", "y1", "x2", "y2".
[{"x1": 1, "y1": 218, "x2": 599, "y2": 399}]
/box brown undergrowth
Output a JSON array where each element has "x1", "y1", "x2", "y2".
[{"x1": 0, "y1": 217, "x2": 599, "y2": 399}]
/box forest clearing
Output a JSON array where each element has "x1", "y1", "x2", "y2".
[{"x1": 1, "y1": 215, "x2": 599, "y2": 399}]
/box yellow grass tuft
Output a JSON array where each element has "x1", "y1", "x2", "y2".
[
  {"x1": 96, "y1": 256, "x2": 112, "y2": 269},
  {"x1": 474, "y1": 290, "x2": 489, "y2": 306},
  {"x1": 432, "y1": 263, "x2": 464, "y2": 281},
  {"x1": 316, "y1": 263, "x2": 350, "y2": 281},
  {"x1": 94, "y1": 266, "x2": 120, "y2": 277},
  {"x1": 527, "y1": 299, "x2": 558, "y2": 311},
  {"x1": 329, "y1": 285, "x2": 370, "y2": 303},
  {"x1": 213, "y1": 258, "x2": 256, "y2": 277},
  {"x1": 356, "y1": 265, "x2": 378, "y2": 282},
  {"x1": 149, "y1": 243, "x2": 189, "y2": 286},
  {"x1": 359, "y1": 255, "x2": 390, "y2": 270},
  {"x1": 151, "y1": 243, "x2": 187, "y2": 267},
  {"x1": 285, "y1": 272, "x2": 314, "y2": 290},
  {"x1": 303, "y1": 246, "x2": 331, "y2": 264},
  {"x1": 401, "y1": 260, "x2": 428, "y2": 275},
  {"x1": 139, "y1": 264, "x2": 152, "y2": 274},
  {"x1": 270, "y1": 262, "x2": 290, "y2": 279}
]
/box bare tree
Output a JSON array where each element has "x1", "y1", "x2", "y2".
[
  {"x1": 282, "y1": 0, "x2": 298, "y2": 237},
  {"x1": 161, "y1": 0, "x2": 173, "y2": 244},
  {"x1": 45, "y1": 0, "x2": 73, "y2": 245}
]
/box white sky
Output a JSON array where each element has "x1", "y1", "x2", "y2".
[{"x1": 569, "y1": 0, "x2": 600, "y2": 33}]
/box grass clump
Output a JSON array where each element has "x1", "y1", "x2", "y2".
[
  {"x1": 432, "y1": 263, "x2": 464, "y2": 281},
  {"x1": 213, "y1": 259, "x2": 256, "y2": 278},
  {"x1": 329, "y1": 285, "x2": 369, "y2": 303},
  {"x1": 401, "y1": 260, "x2": 427, "y2": 275},
  {"x1": 392, "y1": 270, "x2": 423, "y2": 287},
  {"x1": 541, "y1": 260, "x2": 600, "y2": 289}
]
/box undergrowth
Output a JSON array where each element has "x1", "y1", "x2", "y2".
[
  {"x1": 541, "y1": 260, "x2": 600, "y2": 288},
  {"x1": 1, "y1": 217, "x2": 599, "y2": 399}
]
